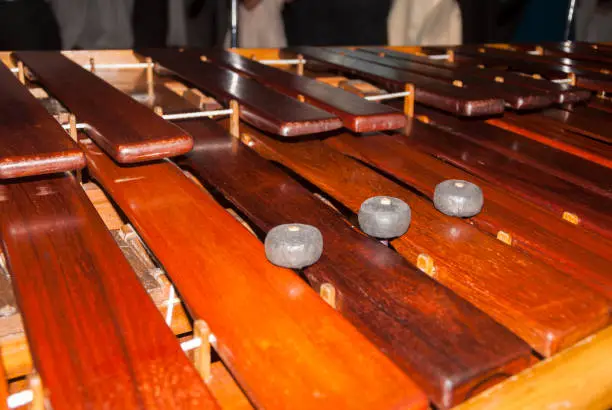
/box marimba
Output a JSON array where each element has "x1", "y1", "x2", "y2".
[{"x1": 0, "y1": 41, "x2": 610, "y2": 410}]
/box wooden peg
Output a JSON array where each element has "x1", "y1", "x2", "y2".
[
  {"x1": 145, "y1": 57, "x2": 154, "y2": 98},
  {"x1": 229, "y1": 100, "x2": 240, "y2": 139},
  {"x1": 29, "y1": 373, "x2": 44, "y2": 410},
  {"x1": 562, "y1": 211, "x2": 580, "y2": 225},
  {"x1": 320, "y1": 283, "x2": 336, "y2": 309},
  {"x1": 452, "y1": 80, "x2": 464, "y2": 88},
  {"x1": 153, "y1": 106, "x2": 164, "y2": 116},
  {"x1": 415, "y1": 115, "x2": 430, "y2": 124},
  {"x1": 601, "y1": 69, "x2": 611, "y2": 75},
  {"x1": 446, "y1": 49, "x2": 455, "y2": 63},
  {"x1": 534, "y1": 45, "x2": 544, "y2": 55},
  {"x1": 193, "y1": 320, "x2": 212, "y2": 383},
  {"x1": 69, "y1": 114, "x2": 77, "y2": 142},
  {"x1": 404, "y1": 83, "x2": 415, "y2": 118},
  {"x1": 200, "y1": 56, "x2": 208, "y2": 63},
  {"x1": 494, "y1": 76, "x2": 505, "y2": 83},
  {"x1": 568, "y1": 72, "x2": 577, "y2": 86},
  {"x1": 297, "y1": 54, "x2": 305, "y2": 76},
  {"x1": 297, "y1": 94, "x2": 305, "y2": 103},
  {"x1": 496, "y1": 231, "x2": 512, "y2": 245},
  {"x1": 17, "y1": 61, "x2": 25, "y2": 85},
  {"x1": 89, "y1": 57, "x2": 96, "y2": 73},
  {"x1": 416, "y1": 254, "x2": 436, "y2": 277}
]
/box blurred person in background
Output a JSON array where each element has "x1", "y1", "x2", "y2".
[{"x1": 0, "y1": 0, "x2": 61, "y2": 50}]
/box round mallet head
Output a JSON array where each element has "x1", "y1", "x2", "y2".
[
  {"x1": 265, "y1": 224, "x2": 323, "y2": 269},
  {"x1": 433, "y1": 179, "x2": 483, "y2": 217},
  {"x1": 358, "y1": 196, "x2": 411, "y2": 239}
]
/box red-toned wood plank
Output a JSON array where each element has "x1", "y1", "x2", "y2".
[
  {"x1": 537, "y1": 42, "x2": 612, "y2": 67},
  {"x1": 329, "y1": 48, "x2": 554, "y2": 110},
  {"x1": 238, "y1": 122, "x2": 611, "y2": 357},
  {"x1": 489, "y1": 112, "x2": 612, "y2": 169},
  {"x1": 205, "y1": 49, "x2": 406, "y2": 132},
  {"x1": 449, "y1": 46, "x2": 612, "y2": 92},
  {"x1": 362, "y1": 47, "x2": 592, "y2": 104},
  {"x1": 394, "y1": 114, "x2": 612, "y2": 239},
  {"x1": 324, "y1": 130, "x2": 612, "y2": 299},
  {"x1": 13, "y1": 51, "x2": 193, "y2": 163},
  {"x1": 416, "y1": 106, "x2": 612, "y2": 198},
  {"x1": 291, "y1": 46, "x2": 505, "y2": 116},
  {"x1": 175, "y1": 118, "x2": 532, "y2": 409},
  {"x1": 80, "y1": 138, "x2": 427, "y2": 410},
  {"x1": 0, "y1": 62, "x2": 84, "y2": 178},
  {"x1": 541, "y1": 106, "x2": 612, "y2": 145},
  {"x1": 0, "y1": 173, "x2": 217, "y2": 410},
  {"x1": 138, "y1": 49, "x2": 342, "y2": 137},
  {"x1": 589, "y1": 96, "x2": 612, "y2": 114}
]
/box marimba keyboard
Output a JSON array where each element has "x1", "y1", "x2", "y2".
[{"x1": 0, "y1": 42, "x2": 610, "y2": 409}]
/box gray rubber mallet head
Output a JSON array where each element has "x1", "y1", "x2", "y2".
[
  {"x1": 358, "y1": 196, "x2": 411, "y2": 239},
  {"x1": 434, "y1": 179, "x2": 483, "y2": 217},
  {"x1": 264, "y1": 224, "x2": 323, "y2": 269}
]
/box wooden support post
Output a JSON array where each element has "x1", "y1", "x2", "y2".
[
  {"x1": 193, "y1": 320, "x2": 212, "y2": 383},
  {"x1": 229, "y1": 100, "x2": 240, "y2": 139},
  {"x1": 446, "y1": 49, "x2": 455, "y2": 63},
  {"x1": 29, "y1": 373, "x2": 44, "y2": 410},
  {"x1": 69, "y1": 114, "x2": 77, "y2": 142},
  {"x1": 320, "y1": 283, "x2": 336, "y2": 309},
  {"x1": 17, "y1": 61, "x2": 25, "y2": 85},
  {"x1": 89, "y1": 57, "x2": 96, "y2": 73},
  {"x1": 404, "y1": 83, "x2": 415, "y2": 118},
  {"x1": 297, "y1": 54, "x2": 305, "y2": 76},
  {"x1": 146, "y1": 57, "x2": 154, "y2": 99}
]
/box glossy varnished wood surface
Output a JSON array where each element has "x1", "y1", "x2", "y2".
[
  {"x1": 328, "y1": 48, "x2": 554, "y2": 110},
  {"x1": 361, "y1": 47, "x2": 592, "y2": 104},
  {"x1": 416, "y1": 106, "x2": 612, "y2": 198},
  {"x1": 489, "y1": 111, "x2": 612, "y2": 169},
  {"x1": 175, "y1": 119, "x2": 532, "y2": 409},
  {"x1": 237, "y1": 122, "x2": 611, "y2": 357},
  {"x1": 449, "y1": 46, "x2": 612, "y2": 92},
  {"x1": 541, "y1": 106, "x2": 612, "y2": 145},
  {"x1": 0, "y1": 173, "x2": 217, "y2": 410},
  {"x1": 324, "y1": 130, "x2": 612, "y2": 299},
  {"x1": 205, "y1": 49, "x2": 406, "y2": 132},
  {"x1": 80, "y1": 139, "x2": 426, "y2": 410},
  {"x1": 139, "y1": 49, "x2": 342, "y2": 137},
  {"x1": 291, "y1": 46, "x2": 506, "y2": 116},
  {"x1": 13, "y1": 51, "x2": 193, "y2": 163},
  {"x1": 454, "y1": 325, "x2": 612, "y2": 410},
  {"x1": 394, "y1": 115, "x2": 612, "y2": 240},
  {"x1": 0, "y1": 62, "x2": 85, "y2": 178}
]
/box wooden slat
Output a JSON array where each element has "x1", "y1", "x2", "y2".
[
  {"x1": 329, "y1": 48, "x2": 554, "y2": 110},
  {"x1": 453, "y1": 325, "x2": 612, "y2": 410},
  {"x1": 417, "y1": 106, "x2": 612, "y2": 198},
  {"x1": 449, "y1": 46, "x2": 612, "y2": 92},
  {"x1": 175, "y1": 119, "x2": 532, "y2": 409},
  {"x1": 204, "y1": 49, "x2": 406, "y2": 132},
  {"x1": 489, "y1": 112, "x2": 612, "y2": 169},
  {"x1": 0, "y1": 173, "x2": 218, "y2": 410},
  {"x1": 361, "y1": 47, "x2": 592, "y2": 104},
  {"x1": 237, "y1": 122, "x2": 611, "y2": 357},
  {"x1": 291, "y1": 46, "x2": 505, "y2": 116},
  {"x1": 398, "y1": 115, "x2": 612, "y2": 240},
  {"x1": 13, "y1": 51, "x2": 193, "y2": 163},
  {"x1": 536, "y1": 42, "x2": 612, "y2": 67},
  {"x1": 541, "y1": 106, "x2": 612, "y2": 145},
  {"x1": 0, "y1": 62, "x2": 84, "y2": 178},
  {"x1": 324, "y1": 131, "x2": 612, "y2": 299},
  {"x1": 138, "y1": 49, "x2": 343, "y2": 137},
  {"x1": 79, "y1": 139, "x2": 427, "y2": 410}
]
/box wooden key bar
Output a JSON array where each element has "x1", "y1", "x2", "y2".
[
  {"x1": 138, "y1": 49, "x2": 342, "y2": 136},
  {"x1": 204, "y1": 49, "x2": 406, "y2": 132},
  {"x1": 396, "y1": 116, "x2": 612, "y2": 240},
  {"x1": 291, "y1": 46, "x2": 506, "y2": 116},
  {"x1": 13, "y1": 51, "x2": 193, "y2": 163},
  {"x1": 361, "y1": 47, "x2": 592, "y2": 104},
  {"x1": 80, "y1": 139, "x2": 426, "y2": 410},
  {"x1": 490, "y1": 111, "x2": 612, "y2": 169},
  {"x1": 324, "y1": 131, "x2": 612, "y2": 299},
  {"x1": 0, "y1": 62, "x2": 84, "y2": 179},
  {"x1": 235, "y1": 122, "x2": 611, "y2": 357},
  {"x1": 0, "y1": 173, "x2": 218, "y2": 410},
  {"x1": 328, "y1": 48, "x2": 554, "y2": 110},
  {"x1": 541, "y1": 106, "x2": 612, "y2": 145},
  {"x1": 454, "y1": 326, "x2": 612, "y2": 410},
  {"x1": 450, "y1": 46, "x2": 612, "y2": 92},
  {"x1": 175, "y1": 119, "x2": 532, "y2": 409},
  {"x1": 416, "y1": 106, "x2": 612, "y2": 198}
]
